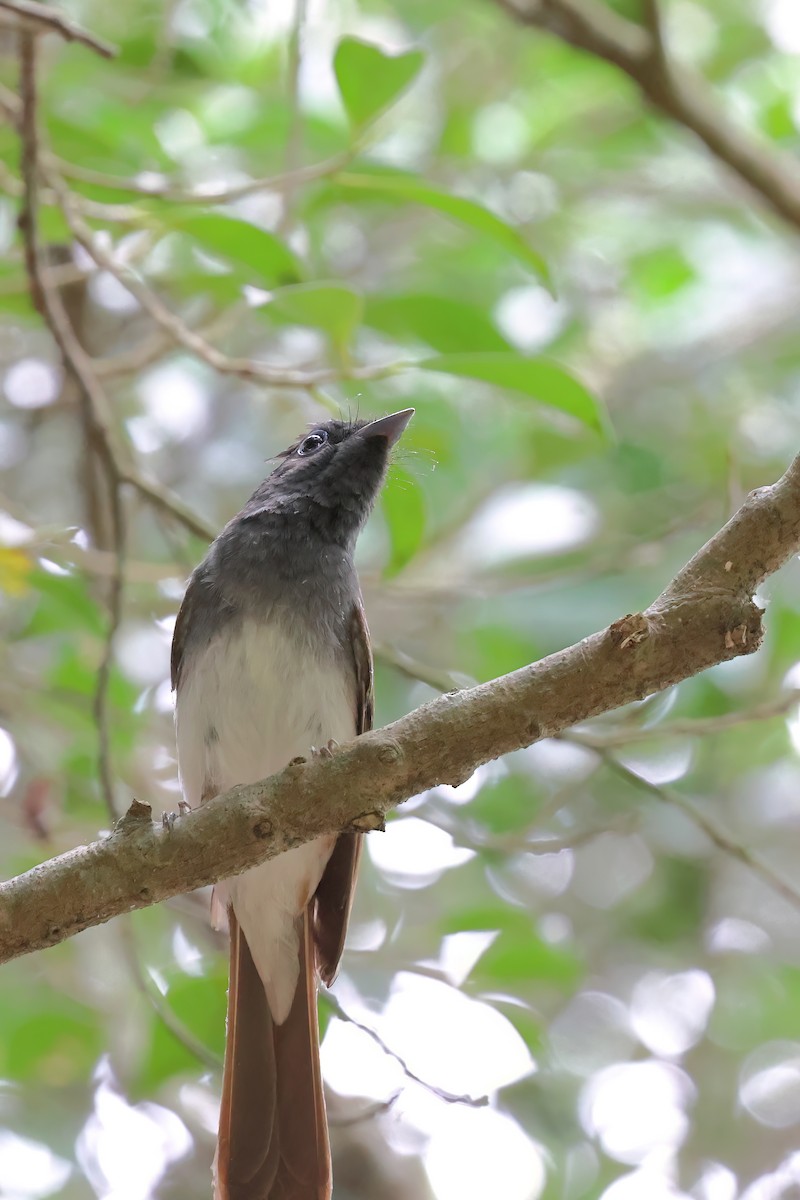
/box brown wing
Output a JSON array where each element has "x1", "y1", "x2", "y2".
[
  {"x1": 313, "y1": 597, "x2": 373, "y2": 985},
  {"x1": 170, "y1": 575, "x2": 197, "y2": 691}
]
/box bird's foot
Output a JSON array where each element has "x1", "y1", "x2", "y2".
[
  {"x1": 311, "y1": 739, "x2": 339, "y2": 760},
  {"x1": 162, "y1": 800, "x2": 192, "y2": 832}
]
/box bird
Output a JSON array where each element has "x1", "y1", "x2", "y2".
[{"x1": 171, "y1": 408, "x2": 415, "y2": 1199}]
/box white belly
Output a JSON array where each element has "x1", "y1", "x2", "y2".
[{"x1": 175, "y1": 618, "x2": 356, "y2": 1021}]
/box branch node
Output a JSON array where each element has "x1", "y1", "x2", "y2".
[
  {"x1": 3, "y1": 451, "x2": 800, "y2": 962},
  {"x1": 609, "y1": 612, "x2": 650, "y2": 650},
  {"x1": 725, "y1": 623, "x2": 748, "y2": 651},
  {"x1": 116, "y1": 799, "x2": 153, "y2": 833},
  {"x1": 377, "y1": 740, "x2": 403, "y2": 766},
  {"x1": 252, "y1": 819, "x2": 274, "y2": 840},
  {"x1": 350, "y1": 810, "x2": 386, "y2": 833},
  {"x1": 724, "y1": 604, "x2": 765, "y2": 658},
  {"x1": 526, "y1": 718, "x2": 543, "y2": 741}
]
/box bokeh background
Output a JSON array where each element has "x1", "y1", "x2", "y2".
[{"x1": 2, "y1": 0, "x2": 800, "y2": 1197}]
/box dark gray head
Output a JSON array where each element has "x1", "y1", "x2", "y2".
[
  {"x1": 173, "y1": 411, "x2": 415, "y2": 679},
  {"x1": 241, "y1": 408, "x2": 415, "y2": 549}
]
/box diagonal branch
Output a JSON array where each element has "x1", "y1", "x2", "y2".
[
  {"x1": 560, "y1": 733, "x2": 800, "y2": 912},
  {"x1": 45, "y1": 166, "x2": 407, "y2": 392},
  {"x1": 495, "y1": 0, "x2": 800, "y2": 232},
  {"x1": 18, "y1": 34, "x2": 127, "y2": 822},
  {"x1": 2, "y1": 453, "x2": 800, "y2": 965},
  {"x1": 0, "y1": 0, "x2": 116, "y2": 57},
  {"x1": 15, "y1": 50, "x2": 215, "y2": 547}
]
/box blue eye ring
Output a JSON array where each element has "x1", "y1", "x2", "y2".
[{"x1": 297, "y1": 429, "x2": 328, "y2": 456}]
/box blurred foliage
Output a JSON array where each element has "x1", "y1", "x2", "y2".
[{"x1": 2, "y1": 0, "x2": 800, "y2": 1198}]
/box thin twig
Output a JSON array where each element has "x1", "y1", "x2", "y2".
[
  {"x1": 277, "y1": 0, "x2": 308, "y2": 237},
  {"x1": 18, "y1": 46, "x2": 124, "y2": 466},
  {"x1": 640, "y1": 0, "x2": 665, "y2": 63},
  {"x1": 0, "y1": 159, "x2": 145, "y2": 222},
  {"x1": 122, "y1": 471, "x2": 215, "y2": 542},
  {"x1": 15, "y1": 67, "x2": 214, "y2": 548},
  {"x1": 17, "y1": 32, "x2": 126, "y2": 821},
  {"x1": 566, "y1": 690, "x2": 800, "y2": 747},
  {"x1": 0, "y1": 0, "x2": 117, "y2": 57},
  {"x1": 324, "y1": 991, "x2": 489, "y2": 1108},
  {"x1": 58, "y1": 149, "x2": 355, "y2": 205},
  {"x1": 496, "y1": 0, "x2": 800, "y2": 233},
  {"x1": 328, "y1": 1093, "x2": 401, "y2": 1128},
  {"x1": 93, "y1": 297, "x2": 249, "y2": 380},
  {"x1": 148, "y1": 0, "x2": 180, "y2": 80},
  {"x1": 92, "y1": 327, "x2": 176, "y2": 378},
  {"x1": 47, "y1": 168, "x2": 408, "y2": 390},
  {"x1": 0, "y1": 79, "x2": 357, "y2": 206},
  {"x1": 58, "y1": 148, "x2": 352, "y2": 205},
  {"x1": 92, "y1": 503, "x2": 125, "y2": 821},
  {"x1": 421, "y1": 803, "x2": 639, "y2": 855},
  {"x1": 374, "y1": 642, "x2": 473, "y2": 694},
  {"x1": 0, "y1": 252, "x2": 85, "y2": 296},
  {"x1": 119, "y1": 921, "x2": 222, "y2": 1070},
  {"x1": 567, "y1": 740, "x2": 800, "y2": 914}
]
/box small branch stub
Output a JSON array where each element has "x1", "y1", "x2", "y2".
[
  {"x1": 1, "y1": 454, "x2": 800, "y2": 964},
  {"x1": 350, "y1": 811, "x2": 386, "y2": 833},
  {"x1": 609, "y1": 612, "x2": 650, "y2": 650},
  {"x1": 116, "y1": 799, "x2": 153, "y2": 832},
  {"x1": 725, "y1": 624, "x2": 749, "y2": 651}
]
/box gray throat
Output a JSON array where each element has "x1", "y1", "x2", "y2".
[{"x1": 179, "y1": 511, "x2": 361, "y2": 671}]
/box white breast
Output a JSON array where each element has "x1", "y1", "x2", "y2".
[{"x1": 175, "y1": 618, "x2": 357, "y2": 1021}]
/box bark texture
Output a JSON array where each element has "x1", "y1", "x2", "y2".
[{"x1": 1, "y1": 455, "x2": 800, "y2": 965}]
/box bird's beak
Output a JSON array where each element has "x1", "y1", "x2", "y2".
[{"x1": 360, "y1": 408, "x2": 415, "y2": 447}]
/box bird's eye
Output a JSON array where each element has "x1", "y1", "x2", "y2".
[{"x1": 297, "y1": 430, "x2": 328, "y2": 456}]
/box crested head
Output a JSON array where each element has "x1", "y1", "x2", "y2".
[{"x1": 241, "y1": 408, "x2": 414, "y2": 547}]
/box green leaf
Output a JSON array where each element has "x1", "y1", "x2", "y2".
[
  {"x1": 629, "y1": 245, "x2": 696, "y2": 302},
  {"x1": 364, "y1": 292, "x2": 512, "y2": 353},
  {"x1": 265, "y1": 281, "x2": 363, "y2": 350},
  {"x1": 136, "y1": 965, "x2": 227, "y2": 1093},
  {"x1": 382, "y1": 466, "x2": 426, "y2": 576},
  {"x1": 419, "y1": 353, "x2": 607, "y2": 434},
  {"x1": 442, "y1": 904, "x2": 519, "y2": 935},
  {"x1": 464, "y1": 775, "x2": 541, "y2": 835},
  {"x1": 492, "y1": 1000, "x2": 544, "y2": 1056},
  {"x1": 0, "y1": 979, "x2": 102, "y2": 1084},
  {"x1": 165, "y1": 212, "x2": 303, "y2": 288},
  {"x1": 334, "y1": 37, "x2": 424, "y2": 131},
  {"x1": 317, "y1": 993, "x2": 335, "y2": 1042},
  {"x1": 442, "y1": 906, "x2": 580, "y2": 985},
  {"x1": 475, "y1": 928, "x2": 580, "y2": 986},
  {"x1": 23, "y1": 569, "x2": 105, "y2": 638},
  {"x1": 334, "y1": 168, "x2": 551, "y2": 287},
  {"x1": 50, "y1": 644, "x2": 138, "y2": 713},
  {"x1": 467, "y1": 623, "x2": 541, "y2": 682}
]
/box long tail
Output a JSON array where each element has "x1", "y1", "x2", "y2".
[{"x1": 214, "y1": 908, "x2": 331, "y2": 1200}]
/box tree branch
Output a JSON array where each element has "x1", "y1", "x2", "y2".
[
  {"x1": 17, "y1": 34, "x2": 128, "y2": 823},
  {"x1": 0, "y1": 0, "x2": 116, "y2": 58},
  {"x1": 495, "y1": 0, "x2": 800, "y2": 233},
  {"x1": 587, "y1": 745, "x2": 800, "y2": 912},
  {"x1": 2, "y1": 455, "x2": 800, "y2": 964},
  {"x1": 15, "y1": 53, "x2": 216, "y2": 548},
  {"x1": 45, "y1": 165, "x2": 407, "y2": 392}
]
